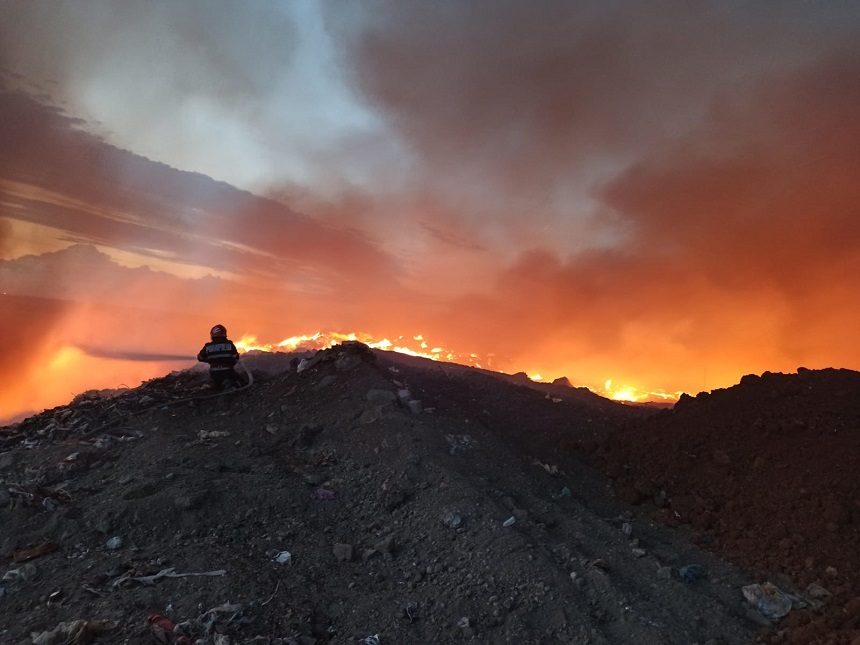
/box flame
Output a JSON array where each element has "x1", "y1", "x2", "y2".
[
  {"x1": 235, "y1": 330, "x2": 682, "y2": 405},
  {"x1": 611, "y1": 388, "x2": 639, "y2": 402},
  {"x1": 600, "y1": 378, "x2": 682, "y2": 403},
  {"x1": 235, "y1": 330, "x2": 494, "y2": 368}
]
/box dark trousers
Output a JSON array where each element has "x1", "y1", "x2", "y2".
[{"x1": 210, "y1": 366, "x2": 245, "y2": 389}]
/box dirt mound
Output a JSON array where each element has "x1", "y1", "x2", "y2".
[
  {"x1": 592, "y1": 368, "x2": 860, "y2": 644},
  {"x1": 0, "y1": 343, "x2": 763, "y2": 644}
]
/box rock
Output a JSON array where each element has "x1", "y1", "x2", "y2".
[
  {"x1": 332, "y1": 352, "x2": 359, "y2": 372},
  {"x1": 442, "y1": 512, "x2": 463, "y2": 529},
  {"x1": 374, "y1": 536, "x2": 395, "y2": 554},
  {"x1": 333, "y1": 543, "x2": 354, "y2": 562},
  {"x1": 2, "y1": 563, "x2": 38, "y2": 582},
  {"x1": 678, "y1": 564, "x2": 705, "y2": 582},
  {"x1": 303, "y1": 473, "x2": 325, "y2": 486},
  {"x1": 0, "y1": 489, "x2": 15, "y2": 507},
  {"x1": 0, "y1": 451, "x2": 18, "y2": 471},
  {"x1": 359, "y1": 406, "x2": 382, "y2": 425},
  {"x1": 806, "y1": 583, "x2": 831, "y2": 599},
  {"x1": 174, "y1": 490, "x2": 208, "y2": 511},
  {"x1": 315, "y1": 375, "x2": 337, "y2": 389},
  {"x1": 366, "y1": 389, "x2": 397, "y2": 404},
  {"x1": 382, "y1": 488, "x2": 411, "y2": 512}
]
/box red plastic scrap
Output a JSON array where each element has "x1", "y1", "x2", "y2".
[{"x1": 147, "y1": 614, "x2": 176, "y2": 643}]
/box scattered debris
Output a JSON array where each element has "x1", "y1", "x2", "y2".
[
  {"x1": 403, "y1": 601, "x2": 419, "y2": 622},
  {"x1": 3, "y1": 563, "x2": 38, "y2": 583},
  {"x1": 274, "y1": 551, "x2": 292, "y2": 565},
  {"x1": 105, "y1": 536, "x2": 123, "y2": 550},
  {"x1": 503, "y1": 516, "x2": 516, "y2": 527},
  {"x1": 148, "y1": 614, "x2": 178, "y2": 643},
  {"x1": 313, "y1": 488, "x2": 336, "y2": 500},
  {"x1": 30, "y1": 619, "x2": 111, "y2": 645},
  {"x1": 678, "y1": 564, "x2": 705, "y2": 583},
  {"x1": 442, "y1": 512, "x2": 464, "y2": 529},
  {"x1": 13, "y1": 541, "x2": 59, "y2": 563},
  {"x1": 199, "y1": 430, "x2": 231, "y2": 439},
  {"x1": 112, "y1": 567, "x2": 226, "y2": 587},
  {"x1": 742, "y1": 582, "x2": 806, "y2": 621},
  {"x1": 445, "y1": 434, "x2": 476, "y2": 455}
]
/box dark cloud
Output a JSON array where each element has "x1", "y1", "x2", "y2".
[
  {"x1": 417, "y1": 53, "x2": 860, "y2": 391},
  {"x1": 603, "y1": 55, "x2": 860, "y2": 290},
  {"x1": 329, "y1": 1, "x2": 859, "y2": 214},
  {"x1": 3, "y1": 2, "x2": 860, "y2": 417},
  {"x1": 0, "y1": 215, "x2": 10, "y2": 256},
  {"x1": 0, "y1": 86, "x2": 400, "y2": 288}
]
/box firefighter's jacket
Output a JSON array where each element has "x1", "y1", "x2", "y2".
[{"x1": 197, "y1": 338, "x2": 240, "y2": 373}]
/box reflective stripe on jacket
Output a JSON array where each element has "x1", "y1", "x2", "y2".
[{"x1": 197, "y1": 339, "x2": 239, "y2": 368}]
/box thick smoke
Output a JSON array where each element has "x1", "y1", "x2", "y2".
[{"x1": 2, "y1": 1, "x2": 860, "y2": 419}]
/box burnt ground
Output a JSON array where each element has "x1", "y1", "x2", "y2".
[{"x1": 0, "y1": 343, "x2": 857, "y2": 644}]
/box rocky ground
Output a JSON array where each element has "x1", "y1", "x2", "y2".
[{"x1": 0, "y1": 343, "x2": 857, "y2": 644}]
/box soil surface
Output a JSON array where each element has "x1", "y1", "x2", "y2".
[
  {"x1": 0, "y1": 343, "x2": 857, "y2": 644},
  {"x1": 592, "y1": 368, "x2": 860, "y2": 645}
]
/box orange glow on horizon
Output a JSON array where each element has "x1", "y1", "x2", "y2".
[
  {"x1": 599, "y1": 378, "x2": 682, "y2": 403},
  {"x1": 234, "y1": 330, "x2": 492, "y2": 367},
  {"x1": 0, "y1": 324, "x2": 691, "y2": 426},
  {"x1": 235, "y1": 330, "x2": 683, "y2": 405}
]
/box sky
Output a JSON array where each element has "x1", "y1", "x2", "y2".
[{"x1": 1, "y1": 0, "x2": 860, "y2": 422}]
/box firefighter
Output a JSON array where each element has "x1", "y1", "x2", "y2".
[{"x1": 197, "y1": 324, "x2": 245, "y2": 390}]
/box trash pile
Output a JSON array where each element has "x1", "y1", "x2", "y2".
[{"x1": 2, "y1": 346, "x2": 857, "y2": 643}]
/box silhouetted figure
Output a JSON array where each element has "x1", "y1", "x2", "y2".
[{"x1": 197, "y1": 324, "x2": 245, "y2": 391}]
